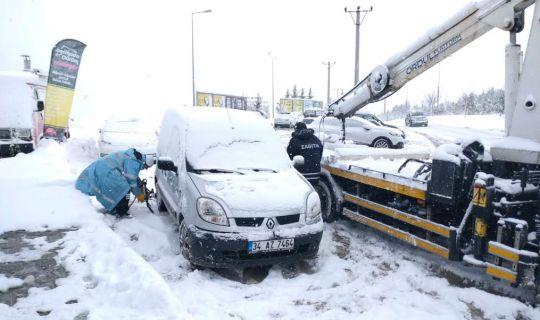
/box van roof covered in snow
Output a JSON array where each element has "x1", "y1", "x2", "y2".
[{"x1": 0, "y1": 71, "x2": 41, "y2": 128}]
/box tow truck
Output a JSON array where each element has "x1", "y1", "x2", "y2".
[{"x1": 318, "y1": 0, "x2": 540, "y2": 301}]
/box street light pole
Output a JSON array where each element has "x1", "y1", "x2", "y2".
[
  {"x1": 322, "y1": 61, "x2": 336, "y2": 105},
  {"x1": 192, "y1": 9, "x2": 212, "y2": 106},
  {"x1": 268, "y1": 52, "x2": 277, "y2": 121},
  {"x1": 345, "y1": 5, "x2": 373, "y2": 85}
]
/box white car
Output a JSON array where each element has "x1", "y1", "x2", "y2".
[
  {"x1": 155, "y1": 107, "x2": 323, "y2": 268},
  {"x1": 274, "y1": 111, "x2": 304, "y2": 128},
  {"x1": 308, "y1": 116, "x2": 405, "y2": 148},
  {"x1": 98, "y1": 117, "x2": 159, "y2": 157}
]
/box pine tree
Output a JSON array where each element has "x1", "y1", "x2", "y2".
[
  {"x1": 300, "y1": 88, "x2": 305, "y2": 99},
  {"x1": 285, "y1": 89, "x2": 291, "y2": 98},
  {"x1": 307, "y1": 88, "x2": 313, "y2": 99},
  {"x1": 292, "y1": 85, "x2": 298, "y2": 98}
]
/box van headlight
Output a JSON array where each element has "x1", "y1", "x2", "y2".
[
  {"x1": 305, "y1": 191, "x2": 321, "y2": 224},
  {"x1": 14, "y1": 128, "x2": 32, "y2": 140},
  {"x1": 196, "y1": 197, "x2": 229, "y2": 226}
]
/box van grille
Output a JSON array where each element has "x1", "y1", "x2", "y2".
[
  {"x1": 0, "y1": 129, "x2": 11, "y2": 140},
  {"x1": 235, "y1": 217, "x2": 264, "y2": 227},
  {"x1": 276, "y1": 214, "x2": 300, "y2": 225}
]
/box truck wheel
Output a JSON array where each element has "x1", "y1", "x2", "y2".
[
  {"x1": 317, "y1": 178, "x2": 339, "y2": 222},
  {"x1": 371, "y1": 137, "x2": 391, "y2": 148}
]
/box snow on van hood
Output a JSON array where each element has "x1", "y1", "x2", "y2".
[
  {"x1": 190, "y1": 169, "x2": 312, "y2": 217},
  {"x1": 0, "y1": 71, "x2": 40, "y2": 128}
]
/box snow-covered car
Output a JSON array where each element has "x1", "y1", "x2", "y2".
[
  {"x1": 354, "y1": 111, "x2": 405, "y2": 138},
  {"x1": 0, "y1": 71, "x2": 45, "y2": 157},
  {"x1": 303, "y1": 109, "x2": 324, "y2": 125},
  {"x1": 274, "y1": 111, "x2": 304, "y2": 128},
  {"x1": 98, "y1": 117, "x2": 159, "y2": 157},
  {"x1": 155, "y1": 107, "x2": 323, "y2": 268},
  {"x1": 405, "y1": 111, "x2": 428, "y2": 127},
  {"x1": 308, "y1": 116, "x2": 405, "y2": 148}
]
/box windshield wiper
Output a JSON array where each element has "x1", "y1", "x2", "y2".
[
  {"x1": 193, "y1": 168, "x2": 245, "y2": 175},
  {"x1": 238, "y1": 167, "x2": 278, "y2": 173}
]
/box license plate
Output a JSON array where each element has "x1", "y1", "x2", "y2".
[{"x1": 248, "y1": 238, "x2": 294, "y2": 253}]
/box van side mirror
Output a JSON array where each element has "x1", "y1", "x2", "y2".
[
  {"x1": 292, "y1": 155, "x2": 304, "y2": 169},
  {"x1": 36, "y1": 101, "x2": 44, "y2": 112},
  {"x1": 157, "y1": 157, "x2": 177, "y2": 173}
]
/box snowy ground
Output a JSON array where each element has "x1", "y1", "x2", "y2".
[{"x1": 1, "y1": 115, "x2": 540, "y2": 319}]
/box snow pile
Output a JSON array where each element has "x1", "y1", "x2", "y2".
[
  {"x1": 0, "y1": 275, "x2": 24, "y2": 292},
  {"x1": 0, "y1": 138, "x2": 189, "y2": 319}
]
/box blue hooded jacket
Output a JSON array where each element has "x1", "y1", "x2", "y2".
[{"x1": 75, "y1": 148, "x2": 145, "y2": 211}]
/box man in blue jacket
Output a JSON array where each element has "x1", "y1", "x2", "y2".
[
  {"x1": 287, "y1": 122, "x2": 323, "y2": 186},
  {"x1": 75, "y1": 148, "x2": 155, "y2": 216}
]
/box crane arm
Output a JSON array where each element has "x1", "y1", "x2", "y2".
[{"x1": 328, "y1": 0, "x2": 534, "y2": 119}]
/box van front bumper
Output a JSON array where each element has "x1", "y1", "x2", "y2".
[
  {"x1": 0, "y1": 142, "x2": 34, "y2": 157},
  {"x1": 184, "y1": 226, "x2": 323, "y2": 268}
]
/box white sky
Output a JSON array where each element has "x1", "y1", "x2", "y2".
[{"x1": 0, "y1": 0, "x2": 533, "y2": 120}]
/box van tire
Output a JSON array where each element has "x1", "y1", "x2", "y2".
[
  {"x1": 317, "y1": 178, "x2": 339, "y2": 223},
  {"x1": 156, "y1": 189, "x2": 167, "y2": 212},
  {"x1": 179, "y1": 218, "x2": 189, "y2": 257}
]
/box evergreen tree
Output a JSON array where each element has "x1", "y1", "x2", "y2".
[
  {"x1": 307, "y1": 88, "x2": 313, "y2": 99},
  {"x1": 300, "y1": 88, "x2": 305, "y2": 99},
  {"x1": 285, "y1": 89, "x2": 291, "y2": 98},
  {"x1": 292, "y1": 85, "x2": 298, "y2": 98}
]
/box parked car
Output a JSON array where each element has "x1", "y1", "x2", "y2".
[
  {"x1": 274, "y1": 111, "x2": 304, "y2": 128},
  {"x1": 354, "y1": 111, "x2": 405, "y2": 138},
  {"x1": 308, "y1": 116, "x2": 405, "y2": 148},
  {"x1": 405, "y1": 111, "x2": 428, "y2": 127},
  {"x1": 155, "y1": 107, "x2": 323, "y2": 268},
  {"x1": 98, "y1": 117, "x2": 159, "y2": 157},
  {"x1": 0, "y1": 71, "x2": 45, "y2": 158},
  {"x1": 303, "y1": 109, "x2": 324, "y2": 125}
]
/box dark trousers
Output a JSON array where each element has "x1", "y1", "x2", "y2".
[{"x1": 113, "y1": 195, "x2": 130, "y2": 216}]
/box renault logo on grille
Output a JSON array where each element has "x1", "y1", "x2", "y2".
[{"x1": 266, "y1": 218, "x2": 275, "y2": 229}]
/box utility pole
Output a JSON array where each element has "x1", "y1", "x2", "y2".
[
  {"x1": 322, "y1": 61, "x2": 336, "y2": 105},
  {"x1": 345, "y1": 5, "x2": 373, "y2": 85}
]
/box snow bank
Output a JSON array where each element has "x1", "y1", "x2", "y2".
[{"x1": 0, "y1": 138, "x2": 189, "y2": 319}]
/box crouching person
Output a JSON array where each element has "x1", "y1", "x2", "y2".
[
  {"x1": 75, "y1": 148, "x2": 155, "y2": 217},
  {"x1": 287, "y1": 122, "x2": 323, "y2": 186}
]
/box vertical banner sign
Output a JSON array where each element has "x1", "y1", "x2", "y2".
[{"x1": 44, "y1": 39, "x2": 86, "y2": 139}]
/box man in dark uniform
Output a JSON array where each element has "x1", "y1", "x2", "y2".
[{"x1": 287, "y1": 122, "x2": 323, "y2": 186}]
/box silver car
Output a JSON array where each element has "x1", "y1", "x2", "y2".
[
  {"x1": 308, "y1": 116, "x2": 405, "y2": 148},
  {"x1": 155, "y1": 107, "x2": 323, "y2": 268}
]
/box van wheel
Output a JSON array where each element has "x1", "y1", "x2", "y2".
[
  {"x1": 316, "y1": 178, "x2": 339, "y2": 222},
  {"x1": 371, "y1": 137, "x2": 391, "y2": 148},
  {"x1": 156, "y1": 190, "x2": 167, "y2": 212},
  {"x1": 179, "y1": 218, "x2": 189, "y2": 257}
]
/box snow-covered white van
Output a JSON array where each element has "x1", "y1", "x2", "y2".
[
  {"x1": 155, "y1": 107, "x2": 324, "y2": 268},
  {"x1": 0, "y1": 71, "x2": 45, "y2": 157}
]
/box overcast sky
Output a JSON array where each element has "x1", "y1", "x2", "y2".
[{"x1": 0, "y1": 0, "x2": 533, "y2": 122}]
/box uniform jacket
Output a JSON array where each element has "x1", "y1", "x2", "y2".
[
  {"x1": 75, "y1": 148, "x2": 145, "y2": 211},
  {"x1": 286, "y1": 128, "x2": 323, "y2": 183}
]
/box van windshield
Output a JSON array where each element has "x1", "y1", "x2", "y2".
[{"x1": 185, "y1": 110, "x2": 291, "y2": 173}]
